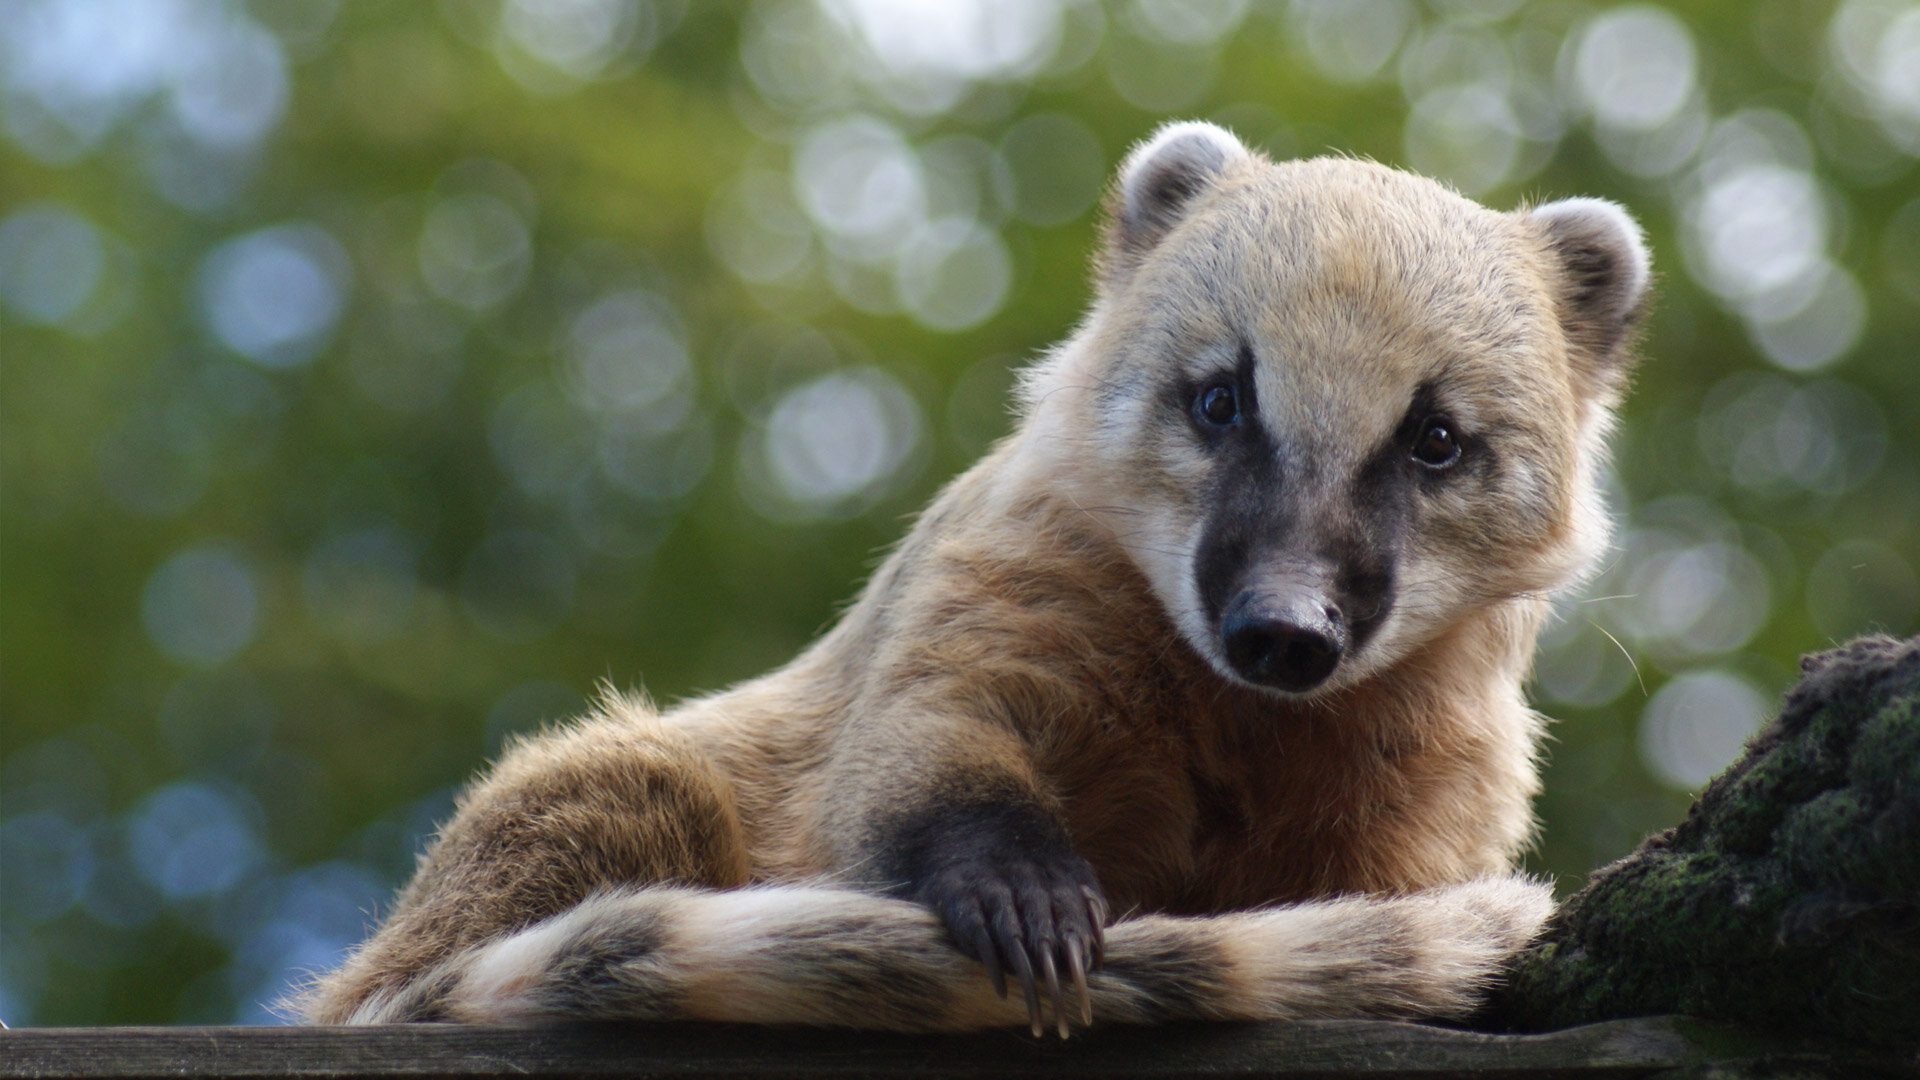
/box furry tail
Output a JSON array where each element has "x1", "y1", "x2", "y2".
[{"x1": 321, "y1": 875, "x2": 1552, "y2": 1032}]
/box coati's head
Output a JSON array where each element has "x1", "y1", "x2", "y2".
[{"x1": 1022, "y1": 122, "x2": 1649, "y2": 696}]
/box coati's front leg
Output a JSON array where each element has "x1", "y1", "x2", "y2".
[
  {"x1": 833, "y1": 717, "x2": 1110, "y2": 1036},
  {"x1": 877, "y1": 778, "x2": 1109, "y2": 1034}
]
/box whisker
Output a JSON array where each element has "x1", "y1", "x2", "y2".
[{"x1": 1589, "y1": 620, "x2": 1645, "y2": 698}]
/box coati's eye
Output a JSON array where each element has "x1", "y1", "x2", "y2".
[
  {"x1": 1193, "y1": 380, "x2": 1240, "y2": 429},
  {"x1": 1412, "y1": 417, "x2": 1461, "y2": 468}
]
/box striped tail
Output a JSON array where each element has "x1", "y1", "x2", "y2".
[{"x1": 327, "y1": 875, "x2": 1552, "y2": 1034}]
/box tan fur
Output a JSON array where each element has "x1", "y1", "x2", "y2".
[{"x1": 299, "y1": 124, "x2": 1645, "y2": 1031}]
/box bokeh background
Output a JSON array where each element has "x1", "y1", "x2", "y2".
[{"x1": 3, "y1": 0, "x2": 1917, "y2": 1026}]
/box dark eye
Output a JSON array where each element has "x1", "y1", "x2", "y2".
[
  {"x1": 1412, "y1": 416, "x2": 1461, "y2": 468},
  {"x1": 1193, "y1": 381, "x2": 1239, "y2": 429}
]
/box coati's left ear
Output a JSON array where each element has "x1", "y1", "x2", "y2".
[
  {"x1": 1098, "y1": 121, "x2": 1250, "y2": 286},
  {"x1": 1527, "y1": 198, "x2": 1652, "y2": 392}
]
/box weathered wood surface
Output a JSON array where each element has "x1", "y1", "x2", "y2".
[{"x1": 1, "y1": 1017, "x2": 1911, "y2": 1080}]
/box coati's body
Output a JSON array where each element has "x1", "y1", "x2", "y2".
[{"x1": 301, "y1": 124, "x2": 1650, "y2": 1033}]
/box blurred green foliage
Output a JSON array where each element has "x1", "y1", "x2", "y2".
[{"x1": 2, "y1": 0, "x2": 1916, "y2": 1027}]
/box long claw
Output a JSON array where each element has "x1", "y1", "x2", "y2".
[
  {"x1": 1064, "y1": 935, "x2": 1091, "y2": 1026},
  {"x1": 1011, "y1": 950, "x2": 1042, "y2": 1037},
  {"x1": 973, "y1": 927, "x2": 1006, "y2": 998},
  {"x1": 1082, "y1": 886, "x2": 1108, "y2": 968},
  {"x1": 1038, "y1": 947, "x2": 1066, "y2": 1038}
]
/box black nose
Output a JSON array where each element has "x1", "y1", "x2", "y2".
[{"x1": 1220, "y1": 592, "x2": 1346, "y2": 692}]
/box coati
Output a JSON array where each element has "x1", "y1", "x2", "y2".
[{"x1": 299, "y1": 122, "x2": 1650, "y2": 1035}]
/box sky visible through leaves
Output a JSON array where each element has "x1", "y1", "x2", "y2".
[{"x1": 1, "y1": 0, "x2": 1917, "y2": 1026}]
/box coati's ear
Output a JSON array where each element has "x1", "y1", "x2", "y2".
[
  {"x1": 1528, "y1": 198, "x2": 1652, "y2": 392},
  {"x1": 1098, "y1": 121, "x2": 1250, "y2": 285}
]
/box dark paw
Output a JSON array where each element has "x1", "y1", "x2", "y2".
[{"x1": 917, "y1": 852, "x2": 1108, "y2": 1037}]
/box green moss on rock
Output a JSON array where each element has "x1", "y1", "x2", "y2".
[{"x1": 1488, "y1": 634, "x2": 1920, "y2": 1047}]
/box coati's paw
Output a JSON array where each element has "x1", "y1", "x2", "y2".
[{"x1": 919, "y1": 850, "x2": 1108, "y2": 1036}]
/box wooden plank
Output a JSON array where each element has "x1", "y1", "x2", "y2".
[{"x1": 0, "y1": 1016, "x2": 1900, "y2": 1080}]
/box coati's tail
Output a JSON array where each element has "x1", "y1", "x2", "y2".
[{"x1": 325, "y1": 875, "x2": 1552, "y2": 1034}]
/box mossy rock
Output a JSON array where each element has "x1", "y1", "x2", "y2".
[{"x1": 1489, "y1": 634, "x2": 1920, "y2": 1048}]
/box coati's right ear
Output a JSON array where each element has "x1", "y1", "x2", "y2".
[
  {"x1": 1098, "y1": 121, "x2": 1250, "y2": 285},
  {"x1": 1528, "y1": 198, "x2": 1652, "y2": 395}
]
